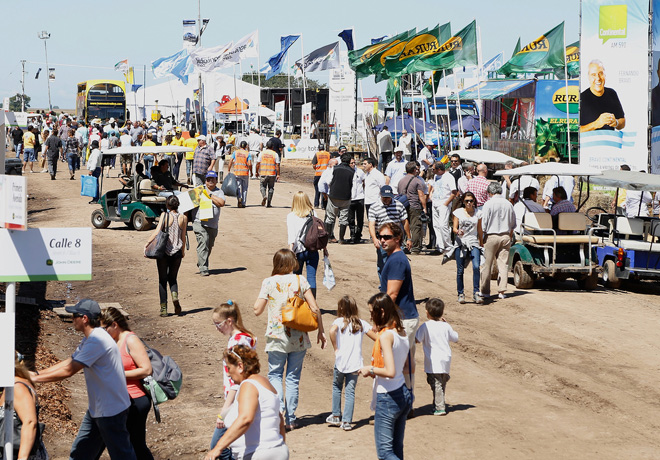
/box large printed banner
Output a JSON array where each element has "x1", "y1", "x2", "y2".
[
  {"x1": 329, "y1": 51, "x2": 356, "y2": 137},
  {"x1": 301, "y1": 102, "x2": 312, "y2": 139},
  {"x1": 535, "y1": 80, "x2": 579, "y2": 159},
  {"x1": 651, "y1": 0, "x2": 660, "y2": 173},
  {"x1": 580, "y1": 0, "x2": 649, "y2": 171},
  {"x1": 274, "y1": 101, "x2": 285, "y2": 132}
]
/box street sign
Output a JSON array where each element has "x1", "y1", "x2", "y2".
[
  {"x1": 0, "y1": 227, "x2": 92, "y2": 281},
  {"x1": 0, "y1": 175, "x2": 27, "y2": 231}
]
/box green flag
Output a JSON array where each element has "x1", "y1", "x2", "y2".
[
  {"x1": 381, "y1": 23, "x2": 452, "y2": 78},
  {"x1": 565, "y1": 41, "x2": 579, "y2": 78},
  {"x1": 408, "y1": 21, "x2": 478, "y2": 73},
  {"x1": 512, "y1": 37, "x2": 521, "y2": 57},
  {"x1": 348, "y1": 28, "x2": 415, "y2": 79},
  {"x1": 372, "y1": 27, "x2": 432, "y2": 83},
  {"x1": 498, "y1": 22, "x2": 565, "y2": 76},
  {"x1": 385, "y1": 76, "x2": 402, "y2": 110}
]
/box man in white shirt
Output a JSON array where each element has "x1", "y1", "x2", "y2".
[
  {"x1": 318, "y1": 158, "x2": 338, "y2": 206},
  {"x1": 624, "y1": 189, "x2": 653, "y2": 217},
  {"x1": 417, "y1": 140, "x2": 436, "y2": 173},
  {"x1": 513, "y1": 187, "x2": 546, "y2": 233},
  {"x1": 509, "y1": 175, "x2": 540, "y2": 203},
  {"x1": 480, "y1": 182, "x2": 516, "y2": 300},
  {"x1": 362, "y1": 157, "x2": 386, "y2": 215},
  {"x1": 398, "y1": 129, "x2": 412, "y2": 160},
  {"x1": 432, "y1": 162, "x2": 458, "y2": 256},
  {"x1": 348, "y1": 157, "x2": 366, "y2": 243},
  {"x1": 457, "y1": 162, "x2": 475, "y2": 195},
  {"x1": 542, "y1": 175, "x2": 575, "y2": 208},
  {"x1": 377, "y1": 125, "x2": 394, "y2": 171},
  {"x1": 459, "y1": 130, "x2": 472, "y2": 150},
  {"x1": 384, "y1": 148, "x2": 407, "y2": 190},
  {"x1": 247, "y1": 127, "x2": 263, "y2": 177}
]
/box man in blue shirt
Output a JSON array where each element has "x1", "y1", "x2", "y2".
[{"x1": 378, "y1": 221, "x2": 419, "y2": 394}]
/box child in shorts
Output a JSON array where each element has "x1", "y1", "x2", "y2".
[{"x1": 415, "y1": 298, "x2": 459, "y2": 415}]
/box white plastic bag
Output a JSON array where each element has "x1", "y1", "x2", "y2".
[{"x1": 322, "y1": 256, "x2": 336, "y2": 291}]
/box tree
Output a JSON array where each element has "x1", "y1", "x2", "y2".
[
  {"x1": 241, "y1": 72, "x2": 327, "y2": 90},
  {"x1": 9, "y1": 93, "x2": 30, "y2": 111}
]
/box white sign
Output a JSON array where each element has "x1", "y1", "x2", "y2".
[
  {"x1": 274, "y1": 101, "x2": 285, "y2": 132},
  {"x1": 329, "y1": 51, "x2": 356, "y2": 138},
  {"x1": 2, "y1": 97, "x2": 9, "y2": 111},
  {"x1": 0, "y1": 312, "x2": 15, "y2": 386},
  {"x1": 301, "y1": 102, "x2": 312, "y2": 139},
  {"x1": 0, "y1": 228, "x2": 92, "y2": 282},
  {"x1": 283, "y1": 138, "x2": 319, "y2": 159},
  {"x1": 0, "y1": 175, "x2": 27, "y2": 230}
]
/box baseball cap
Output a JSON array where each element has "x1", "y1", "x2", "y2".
[
  {"x1": 338, "y1": 145, "x2": 347, "y2": 152},
  {"x1": 380, "y1": 185, "x2": 395, "y2": 198},
  {"x1": 65, "y1": 299, "x2": 101, "y2": 319},
  {"x1": 206, "y1": 170, "x2": 218, "y2": 179},
  {"x1": 425, "y1": 136, "x2": 437, "y2": 146},
  {"x1": 109, "y1": 117, "x2": 115, "y2": 123},
  {"x1": 175, "y1": 127, "x2": 182, "y2": 133},
  {"x1": 197, "y1": 135, "x2": 207, "y2": 141}
]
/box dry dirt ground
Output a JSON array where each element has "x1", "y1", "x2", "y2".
[{"x1": 7, "y1": 159, "x2": 660, "y2": 460}]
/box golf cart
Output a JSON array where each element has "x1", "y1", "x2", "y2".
[
  {"x1": 493, "y1": 163, "x2": 604, "y2": 290},
  {"x1": 90, "y1": 145, "x2": 193, "y2": 231},
  {"x1": 582, "y1": 170, "x2": 660, "y2": 288}
]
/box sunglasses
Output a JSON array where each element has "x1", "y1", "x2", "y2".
[
  {"x1": 464, "y1": 199, "x2": 475, "y2": 203},
  {"x1": 377, "y1": 233, "x2": 394, "y2": 241},
  {"x1": 214, "y1": 319, "x2": 228, "y2": 330}
]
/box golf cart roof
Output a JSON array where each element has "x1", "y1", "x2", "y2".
[
  {"x1": 100, "y1": 146, "x2": 193, "y2": 155},
  {"x1": 456, "y1": 149, "x2": 524, "y2": 165},
  {"x1": 494, "y1": 163, "x2": 602, "y2": 178},
  {"x1": 585, "y1": 170, "x2": 660, "y2": 191}
]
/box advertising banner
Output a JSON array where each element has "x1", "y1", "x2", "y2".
[
  {"x1": 183, "y1": 19, "x2": 198, "y2": 49},
  {"x1": 0, "y1": 228, "x2": 92, "y2": 282},
  {"x1": 301, "y1": 102, "x2": 312, "y2": 139},
  {"x1": 274, "y1": 101, "x2": 285, "y2": 132},
  {"x1": 329, "y1": 51, "x2": 356, "y2": 138},
  {"x1": 283, "y1": 138, "x2": 319, "y2": 159},
  {"x1": 580, "y1": 0, "x2": 649, "y2": 171},
  {"x1": 0, "y1": 175, "x2": 27, "y2": 230},
  {"x1": 190, "y1": 42, "x2": 234, "y2": 72},
  {"x1": 535, "y1": 80, "x2": 579, "y2": 160},
  {"x1": 651, "y1": 0, "x2": 660, "y2": 173}
]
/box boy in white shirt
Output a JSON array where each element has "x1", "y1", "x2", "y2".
[{"x1": 415, "y1": 298, "x2": 459, "y2": 416}]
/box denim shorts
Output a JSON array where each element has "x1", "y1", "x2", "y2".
[{"x1": 24, "y1": 148, "x2": 36, "y2": 162}]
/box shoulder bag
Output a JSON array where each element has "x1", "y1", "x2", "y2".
[
  {"x1": 281, "y1": 275, "x2": 319, "y2": 332},
  {"x1": 145, "y1": 213, "x2": 170, "y2": 259}
]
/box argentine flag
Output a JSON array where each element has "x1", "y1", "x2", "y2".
[{"x1": 152, "y1": 49, "x2": 194, "y2": 84}]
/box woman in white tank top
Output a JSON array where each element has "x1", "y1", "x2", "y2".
[
  {"x1": 359, "y1": 292, "x2": 412, "y2": 460},
  {"x1": 204, "y1": 345, "x2": 289, "y2": 460}
]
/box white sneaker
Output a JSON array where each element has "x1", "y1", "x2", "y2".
[
  {"x1": 474, "y1": 293, "x2": 484, "y2": 304},
  {"x1": 498, "y1": 293, "x2": 506, "y2": 300},
  {"x1": 326, "y1": 415, "x2": 341, "y2": 426},
  {"x1": 458, "y1": 294, "x2": 466, "y2": 304}
]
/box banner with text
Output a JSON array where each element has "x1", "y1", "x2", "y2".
[
  {"x1": 329, "y1": 51, "x2": 356, "y2": 137},
  {"x1": 301, "y1": 102, "x2": 312, "y2": 139},
  {"x1": 580, "y1": 0, "x2": 649, "y2": 171},
  {"x1": 535, "y1": 80, "x2": 579, "y2": 160},
  {"x1": 274, "y1": 100, "x2": 285, "y2": 132}
]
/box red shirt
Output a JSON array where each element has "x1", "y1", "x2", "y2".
[{"x1": 467, "y1": 176, "x2": 490, "y2": 207}]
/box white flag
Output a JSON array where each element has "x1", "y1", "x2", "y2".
[
  {"x1": 190, "y1": 42, "x2": 234, "y2": 72},
  {"x1": 218, "y1": 31, "x2": 259, "y2": 68}
]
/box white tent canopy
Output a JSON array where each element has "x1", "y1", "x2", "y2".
[{"x1": 132, "y1": 72, "x2": 260, "y2": 122}]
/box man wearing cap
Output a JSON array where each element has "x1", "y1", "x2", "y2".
[
  {"x1": 312, "y1": 144, "x2": 332, "y2": 209},
  {"x1": 192, "y1": 135, "x2": 216, "y2": 187},
  {"x1": 418, "y1": 139, "x2": 436, "y2": 173},
  {"x1": 193, "y1": 170, "x2": 226, "y2": 276},
  {"x1": 31, "y1": 299, "x2": 137, "y2": 460},
  {"x1": 377, "y1": 125, "x2": 394, "y2": 171},
  {"x1": 368, "y1": 185, "x2": 412, "y2": 281},
  {"x1": 384, "y1": 147, "x2": 407, "y2": 190}
]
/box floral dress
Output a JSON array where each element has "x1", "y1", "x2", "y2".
[{"x1": 258, "y1": 273, "x2": 312, "y2": 353}]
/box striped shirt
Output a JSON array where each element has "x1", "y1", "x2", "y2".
[{"x1": 368, "y1": 200, "x2": 408, "y2": 227}]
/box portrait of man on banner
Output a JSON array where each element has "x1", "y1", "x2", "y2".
[{"x1": 579, "y1": 59, "x2": 625, "y2": 132}]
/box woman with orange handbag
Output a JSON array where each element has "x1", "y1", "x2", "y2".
[{"x1": 253, "y1": 249, "x2": 326, "y2": 431}]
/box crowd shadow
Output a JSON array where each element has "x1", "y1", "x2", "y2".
[
  {"x1": 208, "y1": 267, "x2": 247, "y2": 275},
  {"x1": 320, "y1": 308, "x2": 338, "y2": 316},
  {"x1": 415, "y1": 402, "x2": 476, "y2": 416}
]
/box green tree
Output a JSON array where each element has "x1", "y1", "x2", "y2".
[
  {"x1": 9, "y1": 93, "x2": 30, "y2": 111},
  {"x1": 241, "y1": 72, "x2": 326, "y2": 89}
]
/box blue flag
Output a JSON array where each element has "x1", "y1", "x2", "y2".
[
  {"x1": 371, "y1": 35, "x2": 388, "y2": 44},
  {"x1": 131, "y1": 84, "x2": 143, "y2": 92},
  {"x1": 263, "y1": 35, "x2": 300, "y2": 80},
  {"x1": 338, "y1": 29, "x2": 354, "y2": 51},
  {"x1": 152, "y1": 49, "x2": 193, "y2": 84}
]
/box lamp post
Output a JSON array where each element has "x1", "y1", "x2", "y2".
[{"x1": 38, "y1": 30, "x2": 52, "y2": 111}]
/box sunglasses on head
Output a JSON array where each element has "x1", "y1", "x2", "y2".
[{"x1": 377, "y1": 233, "x2": 394, "y2": 241}]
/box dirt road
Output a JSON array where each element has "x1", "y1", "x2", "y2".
[{"x1": 17, "y1": 162, "x2": 660, "y2": 459}]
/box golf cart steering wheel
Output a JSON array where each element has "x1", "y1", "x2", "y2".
[{"x1": 586, "y1": 206, "x2": 608, "y2": 223}]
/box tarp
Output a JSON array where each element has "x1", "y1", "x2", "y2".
[
  {"x1": 586, "y1": 170, "x2": 660, "y2": 191},
  {"x1": 374, "y1": 113, "x2": 437, "y2": 135},
  {"x1": 216, "y1": 97, "x2": 248, "y2": 114},
  {"x1": 458, "y1": 79, "x2": 534, "y2": 100}
]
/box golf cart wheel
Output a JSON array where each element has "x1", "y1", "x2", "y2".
[
  {"x1": 602, "y1": 260, "x2": 621, "y2": 289},
  {"x1": 132, "y1": 210, "x2": 151, "y2": 231},
  {"x1": 513, "y1": 261, "x2": 534, "y2": 289},
  {"x1": 577, "y1": 272, "x2": 598, "y2": 291},
  {"x1": 91, "y1": 209, "x2": 110, "y2": 229}
]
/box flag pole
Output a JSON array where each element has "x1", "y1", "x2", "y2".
[
  {"x1": 443, "y1": 70, "x2": 451, "y2": 153},
  {"x1": 301, "y1": 34, "x2": 307, "y2": 105},
  {"x1": 476, "y1": 25, "x2": 484, "y2": 149},
  {"x1": 431, "y1": 71, "x2": 441, "y2": 150},
  {"x1": 257, "y1": 30, "x2": 261, "y2": 134},
  {"x1": 233, "y1": 64, "x2": 239, "y2": 135},
  {"x1": 562, "y1": 23, "x2": 572, "y2": 164}
]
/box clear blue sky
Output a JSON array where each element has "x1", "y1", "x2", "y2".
[{"x1": 0, "y1": 0, "x2": 579, "y2": 109}]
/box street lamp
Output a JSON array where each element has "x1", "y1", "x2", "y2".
[{"x1": 38, "y1": 30, "x2": 52, "y2": 111}]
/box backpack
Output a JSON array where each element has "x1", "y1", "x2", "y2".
[
  {"x1": 299, "y1": 211, "x2": 329, "y2": 251},
  {"x1": 138, "y1": 341, "x2": 183, "y2": 423}
]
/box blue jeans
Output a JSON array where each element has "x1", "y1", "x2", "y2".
[
  {"x1": 374, "y1": 385, "x2": 412, "y2": 460},
  {"x1": 455, "y1": 246, "x2": 481, "y2": 296},
  {"x1": 186, "y1": 159, "x2": 194, "y2": 178},
  {"x1": 377, "y1": 248, "x2": 389, "y2": 283},
  {"x1": 24, "y1": 147, "x2": 36, "y2": 162},
  {"x1": 209, "y1": 426, "x2": 232, "y2": 460},
  {"x1": 294, "y1": 250, "x2": 319, "y2": 291},
  {"x1": 236, "y1": 175, "x2": 249, "y2": 205},
  {"x1": 267, "y1": 349, "x2": 307, "y2": 425},
  {"x1": 143, "y1": 155, "x2": 154, "y2": 177},
  {"x1": 69, "y1": 409, "x2": 137, "y2": 460},
  {"x1": 66, "y1": 152, "x2": 80, "y2": 171},
  {"x1": 331, "y1": 367, "x2": 358, "y2": 423}
]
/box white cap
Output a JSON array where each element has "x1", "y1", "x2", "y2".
[
  {"x1": 109, "y1": 117, "x2": 115, "y2": 123},
  {"x1": 197, "y1": 135, "x2": 207, "y2": 141}
]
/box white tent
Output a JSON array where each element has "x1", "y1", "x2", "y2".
[{"x1": 132, "y1": 72, "x2": 260, "y2": 122}]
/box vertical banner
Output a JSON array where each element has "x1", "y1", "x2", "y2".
[
  {"x1": 329, "y1": 51, "x2": 356, "y2": 141},
  {"x1": 301, "y1": 102, "x2": 312, "y2": 139},
  {"x1": 48, "y1": 68, "x2": 55, "y2": 81},
  {"x1": 535, "y1": 80, "x2": 579, "y2": 161},
  {"x1": 274, "y1": 100, "x2": 285, "y2": 132},
  {"x1": 651, "y1": 0, "x2": 660, "y2": 173},
  {"x1": 580, "y1": 0, "x2": 649, "y2": 171},
  {"x1": 183, "y1": 20, "x2": 198, "y2": 50}
]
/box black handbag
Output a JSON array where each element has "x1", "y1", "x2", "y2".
[{"x1": 145, "y1": 213, "x2": 170, "y2": 259}]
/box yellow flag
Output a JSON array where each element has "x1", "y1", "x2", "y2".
[{"x1": 125, "y1": 67, "x2": 134, "y2": 85}]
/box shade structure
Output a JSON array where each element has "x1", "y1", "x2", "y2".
[
  {"x1": 494, "y1": 162, "x2": 602, "y2": 177},
  {"x1": 585, "y1": 170, "x2": 660, "y2": 191},
  {"x1": 458, "y1": 149, "x2": 524, "y2": 165},
  {"x1": 450, "y1": 115, "x2": 480, "y2": 132},
  {"x1": 216, "y1": 98, "x2": 248, "y2": 114}
]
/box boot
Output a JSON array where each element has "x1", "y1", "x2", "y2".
[
  {"x1": 326, "y1": 222, "x2": 337, "y2": 243},
  {"x1": 339, "y1": 225, "x2": 347, "y2": 244},
  {"x1": 172, "y1": 292, "x2": 182, "y2": 316},
  {"x1": 160, "y1": 303, "x2": 168, "y2": 317}
]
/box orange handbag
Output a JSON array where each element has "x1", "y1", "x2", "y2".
[{"x1": 281, "y1": 275, "x2": 318, "y2": 332}]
